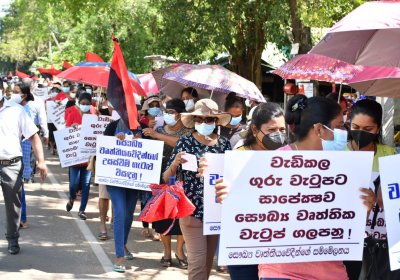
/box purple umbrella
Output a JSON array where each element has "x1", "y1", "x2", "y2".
[
  {"x1": 160, "y1": 64, "x2": 266, "y2": 103},
  {"x1": 310, "y1": 1, "x2": 400, "y2": 67}
]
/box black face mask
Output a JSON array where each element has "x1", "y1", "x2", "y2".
[
  {"x1": 350, "y1": 130, "x2": 377, "y2": 149},
  {"x1": 259, "y1": 131, "x2": 287, "y2": 150}
]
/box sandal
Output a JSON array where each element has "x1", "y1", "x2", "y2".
[
  {"x1": 152, "y1": 232, "x2": 161, "y2": 241},
  {"x1": 124, "y1": 250, "x2": 134, "y2": 261},
  {"x1": 78, "y1": 211, "x2": 87, "y2": 220},
  {"x1": 175, "y1": 253, "x2": 188, "y2": 269},
  {"x1": 66, "y1": 198, "x2": 74, "y2": 212},
  {"x1": 112, "y1": 263, "x2": 126, "y2": 273},
  {"x1": 160, "y1": 256, "x2": 172, "y2": 267},
  {"x1": 217, "y1": 265, "x2": 229, "y2": 274},
  {"x1": 20, "y1": 221, "x2": 29, "y2": 229},
  {"x1": 97, "y1": 232, "x2": 108, "y2": 241},
  {"x1": 141, "y1": 228, "x2": 153, "y2": 239}
]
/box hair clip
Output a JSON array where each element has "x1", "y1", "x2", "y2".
[{"x1": 291, "y1": 98, "x2": 307, "y2": 112}]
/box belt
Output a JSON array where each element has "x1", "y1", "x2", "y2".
[{"x1": 0, "y1": 157, "x2": 22, "y2": 166}]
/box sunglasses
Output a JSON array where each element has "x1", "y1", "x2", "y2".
[{"x1": 193, "y1": 117, "x2": 217, "y2": 124}]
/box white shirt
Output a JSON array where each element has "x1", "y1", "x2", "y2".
[
  {"x1": 0, "y1": 98, "x2": 38, "y2": 160},
  {"x1": 27, "y1": 99, "x2": 49, "y2": 137}
]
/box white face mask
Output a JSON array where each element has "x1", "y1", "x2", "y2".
[
  {"x1": 184, "y1": 99, "x2": 195, "y2": 111},
  {"x1": 70, "y1": 93, "x2": 76, "y2": 99},
  {"x1": 10, "y1": 94, "x2": 23, "y2": 104}
]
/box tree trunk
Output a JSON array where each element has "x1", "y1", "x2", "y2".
[{"x1": 288, "y1": 0, "x2": 312, "y2": 54}]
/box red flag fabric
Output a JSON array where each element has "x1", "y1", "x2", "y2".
[
  {"x1": 38, "y1": 65, "x2": 62, "y2": 76},
  {"x1": 86, "y1": 52, "x2": 104, "y2": 62},
  {"x1": 62, "y1": 60, "x2": 73, "y2": 69},
  {"x1": 16, "y1": 70, "x2": 30, "y2": 79},
  {"x1": 107, "y1": 36, "x2": 146, "y2": 129}
]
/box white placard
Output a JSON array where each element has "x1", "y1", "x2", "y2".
[
  {"x1": 379, "y1": 154, "x2": 400, "y2": 271},
  {"x1": 34, "y1": 87, "x2": 48, "y2": 100},
  {"x1": 182, "y1": 153, "x2": 198, "y2": 172},
  {"x1": 79, "y1": 114, "x2": 112, "y2": 156},
  {"x1": 95, "y1": 135, "x2": 164, "y2": 191},
  {"x1": 203, "y1": 153, "x2": 224, "y2": 235},
  {"x1": 54, "y1": 126, "x2": 89, "y2": 168},
  {"x1": 111, "y1": 110, "x2": 120, "y2": 120},
  {"x1": 46, "y1": 101, "x2": 66, "y2": 130},
  {"x1": 219, "y1": 150, "x2": 373, "y2": 265}
]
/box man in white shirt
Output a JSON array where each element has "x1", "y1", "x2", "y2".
[{"x1": 0, "y1": 96, "x2": 48, "y2": 255}]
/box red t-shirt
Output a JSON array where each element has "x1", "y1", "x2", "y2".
[{"x1": 65, "y1": 105, "x2": 96, "y2": 127}]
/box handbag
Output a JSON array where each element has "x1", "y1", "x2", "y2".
[{"x1": 359, "y1": 176, "x2": 400, "y2": 280}]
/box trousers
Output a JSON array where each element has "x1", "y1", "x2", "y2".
[
  {"x1": 180, "y1": 216, "x2": 218, "y2": 280},
  {"x1": 0, "y1": 161, "x2": 23, "y2": 240}
]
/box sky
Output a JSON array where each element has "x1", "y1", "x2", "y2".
[{"x1": 0, "y1": 0, "x2": 12, "y2": 17}]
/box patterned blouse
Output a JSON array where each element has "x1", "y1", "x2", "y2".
[{"x1": 167, "y1": 134, "x2": 232, "y2": 220}]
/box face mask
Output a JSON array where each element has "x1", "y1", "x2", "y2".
[
  {"x1": 230, "y1": 116, "x2": 242, "y2": 126},
  {"x1": 51, "y1": 91, "x2": 58, "y2": 97},
  {"x1": 164, "y1": 113, "x2": 178, "y2": 126},
  {"x1": 79, "y1": 104, "x2": 91, "y2": 113},
  {"x1": 10, "y1": 94, "x2": 23, "y2": 104},
  {"x1": 195, "y1": 122, "x2": 216, "y2": 136},
  {"x1": 184, "y1": 99, "x2": 195, "y2": 111},
  {"x1": 86, "y1": 89, "x2": 92, "y2": 94},
  {"x1": 259, "y1": 131, "x2": 287, "y2": 150},
  {"x1": 70, "y1": 93, "x2": 76, "y2": 99},
  {"x1": 320, "y1": 125, "x2": 348, "y2": 151},
  {"x1": 148, "y1": 107, "x2": 161, "y2": 117},
  {"x1": 350, "y1": 130, "x2": 376, "y2": 149},
  {"x1": 62, "y1": 87, "x2": 70, "y2": 93}
]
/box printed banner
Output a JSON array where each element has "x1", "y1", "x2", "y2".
[
  {"x1": 54, "y1": 126, "x2": 89, "y2": 168},
  {"x1": 219, "y1": 150, "x2": 373, "y2": 265},
  {"x1": 79, "y1": 114, "x2": 112, "y2": 155},
  {"x1": 203, "y1": 153, "x2": 224, "y2": 235},
  {"x1": 379, "y1": 154, "x2": 400, "y2": 271},
  {"x1": 95, "y1": 135, "x2": 164, "y2": 191},
  {"x1": 46, "y1": 101, "x2": 66, "y2": 130}
]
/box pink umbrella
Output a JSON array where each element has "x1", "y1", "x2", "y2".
[
  {"x1": 138, "y1": 73, "x2": 159, "y2": 94},
  {"x1": 274, "y1": 54, "x2": 364, "y2": 83},
  {"x1": 349, "y1": 67, "x2": 400, "y2": 98},
  {"x1": 310, "y1": 1, "x2": 400, "y2": 67}
]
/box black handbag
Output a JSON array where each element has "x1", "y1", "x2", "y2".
[{"x1": 359, "y1": 176, "x2": 400, "y2": 280}]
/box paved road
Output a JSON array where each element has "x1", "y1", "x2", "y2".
[{"x1": 0, "y1": 149, "x2": 230, "y2": 280}]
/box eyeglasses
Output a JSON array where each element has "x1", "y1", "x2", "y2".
[{"x1": 193, "y1": 117, "x2": 217, "y2": 124}]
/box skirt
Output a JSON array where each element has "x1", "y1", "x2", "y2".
[{"x1": 153, "y1": 219, "x2": 182, "y2": 235}]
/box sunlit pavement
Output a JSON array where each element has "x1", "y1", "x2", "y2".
[{"x1": 0, "y1": 149, "x2": 230, "y2": 280}]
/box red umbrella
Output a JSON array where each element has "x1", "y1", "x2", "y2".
[
  {"x1": 16, "y1": 70, "x2": 30, "y2": 79},
  {"x1": 138, "y1": 182, "x2": 195, "y2": 234},
  {"x1": 38, "y1": 65, "x2": 62, "y2": 76},
  {"x1": 86, "y1": 52, "x2": 104, "y2": 62},
  {"x1": 138, "y1": 73, "x2": 159, "y2": 94}
]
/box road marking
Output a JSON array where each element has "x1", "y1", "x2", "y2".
[{"x1": 47, "y1": 167, "x2": 114, "y2": 275}]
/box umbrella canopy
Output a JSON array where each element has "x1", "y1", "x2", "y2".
[
  {"x1": 138, "y1": 182, "x2": 195, "y2": 224},
  {"x1": 138, "y1": 73, "x2": 159, "y2": 94},
  {"x1": 349, "y1": 66, "x2": 400, "y2": 98},
  {"x1": 273, "y1": 54, "x2": 364, "y2": 83},
  {"x1": 162, "y1": 64, "x2": 266, "y2": 103},
  {"x1": 310, "y1": 1, "x2": 400, "y2": 67},
  {"x1": 57, "y1": 61, "x2": 141, "y2": 88}
]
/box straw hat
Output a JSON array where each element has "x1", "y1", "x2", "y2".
[{"x1": 181, "y1": 99, "x2": 232, "y2": 128}]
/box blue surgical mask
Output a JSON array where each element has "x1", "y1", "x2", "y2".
[
  {"x1": 86, "y1": 89, "x2": 92, "y2": 94},
  {"x1": 79, "y1": 104, "x2": 91, "y2": 113},
  {"x1": 148, "y1": 107, "x2": 161, "y2": 117},
  {"x1": 195, "y1": 122, "x2": 216, "y2": 136},
  {"x1": 164, "y1": 113, "x2": 178, "y2": 126},
  {"x1": 230, "y1": 116, "x2": 242, "y2": 126},
  {"x1": 62, "y1": 87, "x2": 70, "y2": 93},
  {"x1": 320, "y1": 125, "x2": 348, "y2": 151}
]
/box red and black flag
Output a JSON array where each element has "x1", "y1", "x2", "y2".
[
  {"x1": 86, "y1": 51, "x2": 104, "y2": 62},
  {"x1": 107, "y1": 35, "x2": 146, "y2": 129}
]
